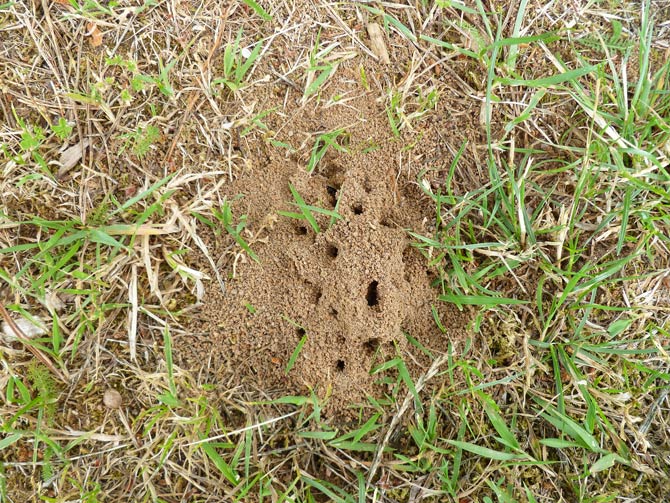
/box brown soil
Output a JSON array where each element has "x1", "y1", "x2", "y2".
[{"x1": 179, "y1": 60, "x2": 475, "y2": 418}]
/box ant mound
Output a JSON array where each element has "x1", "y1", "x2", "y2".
[{"x1": 181, "y1": 66, "x2": 472, "y2": 419}]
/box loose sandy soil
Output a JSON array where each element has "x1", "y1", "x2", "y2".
[{"x1": 179, "y1": 60, "x2": 478, "y2": 418}]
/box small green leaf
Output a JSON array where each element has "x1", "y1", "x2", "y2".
[
  {"x1": 480, "y1": 395, "x2": 520, "y2": 450},
  {"x1": 294, "y1": 204, "x2": 343, "y2": 220},
  {"x1": 267, "y1": 395, "x2": 309, "y2": 406},
  {"x1": 536, "y1": 398, "x2": 604, "y2": 453},
  {"x1": 268, "y1": 139, "x2": 295, "y2": 151},
  {"x1": 288, "y1": 184, "x2": 320, "y2": 233},
  {"x1": 299, "y1": 430, "x2": 338, "y2": 440},
  {"x1": 112, "y1": 173, "x2": 175, "y2": 216},
  {"x1": 286, "y1": 332, "x2": 307, "y2": 374},
  {"x1": 304, "y1": 65, "x2": 334, "y2": 98},
  {"x1": 240, "y1": 0, "x2": 272, "y2": 20},
  {"x1": 396, "y1": 358, "x2": 422, "y2": 413},
  {"x1": 301, "y1": 475, "x2": 354, "y2": 503},
  {"x1": 496, "y1": 64, "x2": 598, "y2": 88},
  {"x1": 157, "y1": 392, "x2": 181, "y2": 407},
  {"x1": 88, "y1": 229, "x2": 127, "y2": 249},
  {"x1": 328, "y1": 441, "x2": 380, "y2": 452},
  {"x1": 0, "y1": 432, "x2": 22, "y2": 451},
  {"x1": 608, "y1": 318, "x2": 633, "y2": 337},
  {"x1": 539, "y1": 438, "x2": 583, "y2": 449},
  {"x1": 590, "y1": 453, "x2": 627, "y2": 473},
  {"x1": 200, "y1": 442, "x2": 239, "y2": 485},
  {"x1": 51, "y1": 118, "x2": 73, "y2": 140}
]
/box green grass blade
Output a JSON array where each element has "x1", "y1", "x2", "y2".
[
  {"x1": 304, "y1": 65, "x2": 334, "y2": 98},
  {"x1": 301, "y1": 476, "x2": 354, "y2": 503},
  {"x1": 288, "y1": 184, "x2": 320, "y2": 233},
  {"x1": 299, "y1": 430, "x2": 337, "y2": 440},
  {"x1": 240, "y1": 0, "x2": 271, "y2": 20},
  {"x1": 200, "y1": 442, "x2": 239, "y2": 485},
  {"x1": 236, "y1": 39, "x2": 264, "y2": 82},
  {"x1": 396, "y1": 358, "x2": 422, "y2": 414},
  {"x1": 439, "y1": 294, "x2": 528, "y2": 306},
  {"x1": 535, "y1": 399, "x2": 603, "y2": 453},
  {"x1": 419, "y1": 34, "x2": 478, "y2": 59},
  {"x1": 539, "y1": 438, "x2": 582, "y2": 449},
  {"x1": 443, "y1": 439, "x2": 521, "y2": 461},
  {"x1": 286, "y1": 332, "x2": 307, "y2": 375},
  {"x1": 295, "y1": 204, "x2": 342, "y2": 220},
  {"x1": 496, "y1": 64, "x2": 598, "y2": 87},
  {"x1": 505, "y1": 0, "x2": 530, "y2": 69},
  {"x1": 590, "y1": 453, "x2": 628, "y2": 473},
  {"x1": 479, "y1": 394, "x2": 520, "y2": 451},
  {"x1": 111, "y1": 173, "x2": 175, "y2": 216},
  {"x1": 0, "y1": 432, "x2": 22, "y2": 451}
]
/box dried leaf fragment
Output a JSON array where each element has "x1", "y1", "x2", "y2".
[
  {"x1": 57, "y1": 139, "x2": 90, "y2": 178},
  {"x1": 366, "y1": 23, "x2": 390, "y2": 64},
  {"x1": 1, "y1": 315, "x2": 46, "y2": 343},
  {"x1": 86, "y1": 22, "x2": 103, "y2": 47}
]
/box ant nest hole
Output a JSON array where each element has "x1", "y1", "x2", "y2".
[
  {"x1": 336, "y1": 359, "x2": 346, "y2": 371},
  {"x1": 366, "y1": 280, "x2": 379, "y2": 308},
  {"x1": 326, "y1": 185, "x2": 339, "y2": 206},
  {"x1": 295, "y1": 225, "x2": 308, "y2": 236},
  {"x1": 326, "y1": 244, "x2": 339, "y2": 259},
  {"x1": 363, "y1": 338, "x2": 381, "y2": 354},
  {"x1": 352, "y1": 203, "x2": 364, "y2": 215},
  {"x1": 380, "y1": 217, "x2": 395, "y2": 228}
]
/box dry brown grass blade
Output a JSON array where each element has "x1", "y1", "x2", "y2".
[
  {"x1": 0, "y1": 303, "x2": 68, "y2": 383},
  {"x1": 164, "y1": 4, "x2": 233, "y2": 163},
  {"x1": 128, "y1": 264, "x2": 138, "y2": 361}
]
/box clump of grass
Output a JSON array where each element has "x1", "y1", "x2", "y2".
[
  {"x1": 213, "y1": 199, "x2": 260, "y2": 263},
  {"x1": 303, "y1": 29, "x2": 336, "y2": 100},
  {"x1": 212, "y1": 29, "x2": 264, "y2": 93},
  {"x1": 307, "y1": 128, "x2": 349, "y2": 173},
  {"x1": 192, "y1": 196, "x2": 259, "y2": 263},
  {"x1": 278, "y1": 183, "x2": 343, "y2": 233},
  {"x1": 386, "y1": 87, "x2": 439, "y2": 136},
  {"x1": 403, "y1": 1, "x2": 670, "y2": 500}
]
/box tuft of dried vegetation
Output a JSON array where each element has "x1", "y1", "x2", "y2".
[{"x1": 1, "y1": 0, "x2": 670, "y2": 501}]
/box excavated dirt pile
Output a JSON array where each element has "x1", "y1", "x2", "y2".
[{"x1": 181, "y1": 62, "x2": 475, "y2": 417}]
